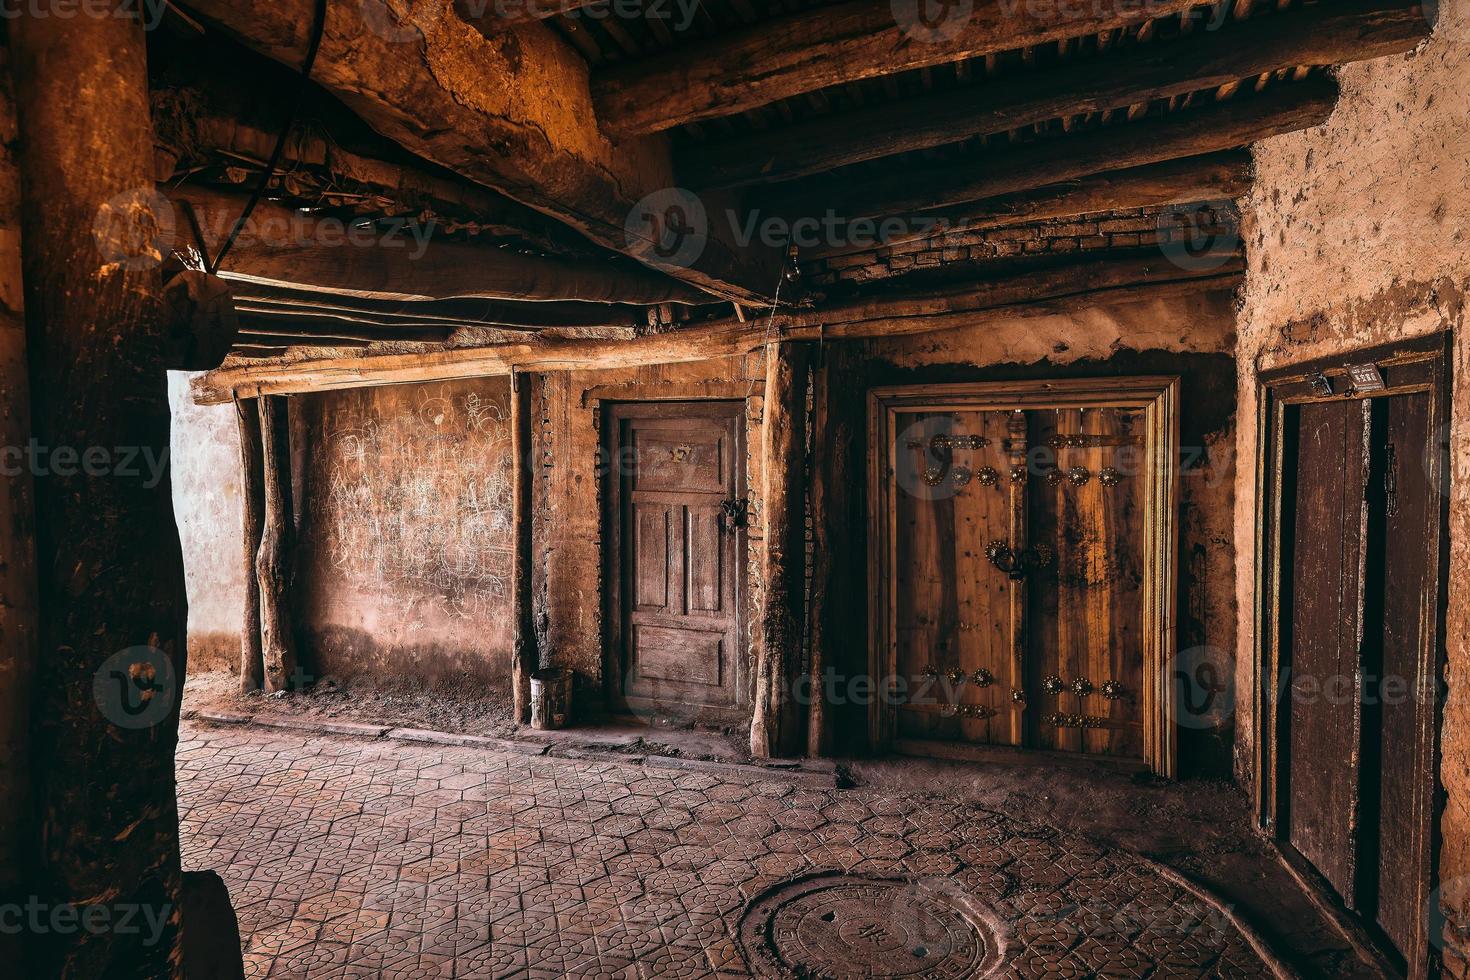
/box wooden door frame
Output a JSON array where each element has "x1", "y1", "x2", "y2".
[
  {"x1": 868, "y1": 376, "x2": 1181, "y2": 777},
  {"x1": 1252, "y1": 332, "x2": 1450, "y2": 979},
  {"x1": 601, "y1": 398, "x2": 751, "y2": 725}
]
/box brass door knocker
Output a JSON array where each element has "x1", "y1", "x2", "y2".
[{"x1": 985, "y1": 540, "x2": 1055, "y2": 580}]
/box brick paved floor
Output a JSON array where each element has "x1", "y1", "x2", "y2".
[{"x1": 178, "y1": 721, "x2": 1289, "y2": 979}]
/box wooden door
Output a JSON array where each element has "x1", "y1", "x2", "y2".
[
  {"x1": 890, "y1": 408, "x2": 1024, "y2": 745},
  {"x1": 1263, "y1": 336, "x2": 1448, "y2": 978},
  {"x1": 607, "y1": 402, "x2": 745, "y2": 725},
  {"x1": 1027, "y1": 407, "x2": 1146, "y2": 760}
]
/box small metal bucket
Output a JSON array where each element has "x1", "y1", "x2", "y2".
[{"x1": 529, "y1": 667, "x2": 574, "y2": 730}]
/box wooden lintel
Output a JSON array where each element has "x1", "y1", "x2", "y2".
[
  {"x1": 762, "y1": 76, "x2": 1339, "y2": 222},
  {"x1": 683, "y1": 0, "x2": 1428, "y2": 188},
  {"x1": 595, "y1": 0, "x2": 1201, "y2": 136},
  {"x1": 192, "y1": 253, "x2": 1241, "y2": 404}
]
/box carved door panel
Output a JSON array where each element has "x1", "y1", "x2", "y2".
[
  {"x1": 608, "y1": 402, "x2": 745, "y2": 724},
  {"x1": 891, "y1": 409, "x2": 1024, "y2": 745},
  {"x1": 1027, "y1": 407, "x2": 1146, "y2": 759}
]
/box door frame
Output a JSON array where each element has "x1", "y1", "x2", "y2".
[
  {"x1": 868, "y1": 377, "x2": 1181, "y2": 777},
  {"x1": 601, "y1": 398, "x2": 751, "y2": 726},
  {"x1": 1252, "y1": 333, "x2": 1450, "y2": 979}
]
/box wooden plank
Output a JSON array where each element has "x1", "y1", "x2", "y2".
[
  {"x1": 594, "y1": 0, "x2": 1202, "y2": 136},
  {"x1": 192, "y1": 257, "x2": 1241, "y2": 404},
  {"x1": 751, "y1": 342, "x2": 810, "y2": 757},
  {"x1": 683, "y1": 0, "x2": 1427, "y2": 188},
  {"x1": 761, "y1": 77, "x2": 1339, "y2": 221},
  {"x1": 167, "y1": 185, "x2": 710, "y2": 306},
  {"x1": 180, "y1": 0, "x2": 781, "y2": 303},
  {"x1": 256, "y1": 395, "x2": 299, "y2": 694},
  {"x1": 235, "y1": 397, "x2": 266, "y2": 692},
  {"x1": 511, "y1": 375, "x2": 536, "y2": 723}
]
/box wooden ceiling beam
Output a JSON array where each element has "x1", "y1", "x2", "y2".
[
  {"x1": 762, "y1": 76, "x2": 1338, "y2": 223},
  {"x1": 231, "y1": 289, "x2": 646, "y2": 330},
  {"x1": 685, "y1": 0, "x2": 1428, "y2": 188},
  {"x1": 453, "y1": 0, "x2": 601, "y2": 28},
  {"x1": 593, "y1": 0, "x2": 1202, "y2": 136},
  {"x1": 193, "y1": 250, "x2": 1239, "y2": 403},
  {"x1": 167, "y1": 184, "x2": 711, "y2": 306},
  {"x1": 805, "y1": 152, "x2": 1252, "y2": 260},
  {"x1": 178, "y1": 0, "x2": 782, "y2": 303}
]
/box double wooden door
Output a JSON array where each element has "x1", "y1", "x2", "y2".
[
  {"x1": 870, "y1": 380, "x2": 1177, "y2": 774},
  {"x1": 1263, "y1": 338, "x2": 1448, "y2": 977},
  {"x1": 605, "y1": 401, "x2": 746, "y2": 726}
]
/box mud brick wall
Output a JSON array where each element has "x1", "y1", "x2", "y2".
[
  {"x1": 1232, "y1": 0, "x2": 1469, "y2": 965},
  {"x1": 293, "y1": 377, "x2": 516, "y2": 691}
]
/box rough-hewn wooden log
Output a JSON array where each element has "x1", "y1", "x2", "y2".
[
  {"x1": 752, "y1": 342, "x2": 810, "y2": 758},
  {"x1": 0, "y1": 49, "x2": 38, "y2": 968},
  {"x1": 806, "y1": 152, "x2": 1251, "y2": 260},
  {"x1": 179, "y1": 0, "x2": 781, "y2": 303},
  {"x1": 193, "y1": 252, "x2": 1242, "y2": 403},
  {"x1": 232, "y1": 293, "x2": 643, "y2": 332},
  {"x1": 765, "y1": 77, "x2": 1339, "y2": 222},
  {"x1": 595, "y1": 0, "x2": 1201, "y2": 136},
  {"x1": 235, "y1": 398, "x2": 265, "y2": 692},
  {"x1": 685, "y1": 0, "x2": 1428, "y2": 188},
  {"x1": 805, "y1": 360, "x2": 830, "y2": 758},
  {"x1": 256, "y1": 396, "x2": 297, "y2": 693},
  {"x1": 167, "y1": 185, "x2": 710, "y2": 306},
  {"x1": 511, "y1": 374, "x2": 536, "y2": 723},
  {"x1": 455, "y1": 0, "x2": 602, "y2": 29},
  {"x1": 10, "y1": 12, "x2": 190, "y2": 978}
]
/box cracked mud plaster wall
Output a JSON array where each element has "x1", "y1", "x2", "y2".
[
  {"x1": 1234, "y1": 0, "x2": 1470, "y2": 962},
  {"x1": 168, "y1": 372, "x2": 246, "y2": 673}
]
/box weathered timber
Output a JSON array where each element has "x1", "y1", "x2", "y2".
[
  {"x1": 807, "y1": 152, "x2": 1251, "y2": 260},
  {"x1": 805, "y1": 360, "x2": 831, "y2": 758},
  {"x1": 752, "y1": 342, "x2": 810, "y2": 758},
  {"x1": 511, "y1": 375, "x2": 536, "y2": 723},
  {"x1": 236, "y1": 399, "x2": 265, "y2": 692},
  {"x1": 455, "y1": 0, "x2": 602, "y2": 29},
  {"x1": 0, "y1": 49, "x2": 37, "y2": 968},
  {"x1": 763, "y1": 77, "x2": 1339, "y2": 222},
  {"x1": 192, "y1": 253, "x2": 1242, "y2": 403},
  {"x1": 232, "y1": 293, "x2": 644, "y2": 332},
  {"x1": 10, "y1": 12, "x2": 190, "y2": 978},
  {"x1": 256, "y1": 396, "x2": 297, "y2": 693},
  {"x1": 594, "y1": 0, "x2": 1202, "y2": 136},
  {"x1": 684, "y1": 0, "x2": 1428, "y2": 188},
  {"x1": 166, "y1": 185, "x2": 710, "y2": 306},
  {"x1": 236, "y1": 312, "x2": 453, "y2": 345},
  {"x1": 178, "y1": 0, "x2": 781, "y2": 303}
]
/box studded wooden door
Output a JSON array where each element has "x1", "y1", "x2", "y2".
[
  {"x1": 606, "y1": 402, "x2": 746, "y2": 726},
  {"x1": 871, "y1": 380, "x2": 1177, "y2": 774}
]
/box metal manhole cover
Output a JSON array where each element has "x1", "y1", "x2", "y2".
[{"x1": 738, "y1": 874, "x2": 1006, "y2": 978}]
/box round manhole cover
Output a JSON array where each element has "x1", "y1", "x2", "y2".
[{"x1": 738, "y1": 874, "x2": 1005, "y2": 978}]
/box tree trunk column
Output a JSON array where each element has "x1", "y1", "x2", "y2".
[
  {"x1": 9, "y1": 11, "x2": 188, "y2": 980},
  {"x1": 0, "y1": 45, "x2": 38, "y2": 968},
  {"x1": 257, "y1": 395, "x2": 296, "y2": 693},
  {"x1": 236, "y1": 398, "x2": 265, "y2": 692},
  {"x1": 511, "y1": 372, "x2": 536, "y2": 723},
  {"x1": 752, "y1": 341, "x2": 810, "y2": 758}
]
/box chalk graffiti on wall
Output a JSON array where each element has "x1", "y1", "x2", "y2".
[{"x1": 312, "y1": 388, "x2": 514, "y2": 620}]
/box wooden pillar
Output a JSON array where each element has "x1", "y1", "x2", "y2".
[
  {"x1": 806, "y1": 357, "x2": 832, "y2": 758},
  {"x1": 235, "y1": 398, "x2": 265, "y2": 692},
  {"x1": 752, "y1": 341, "x2": 811, "y2": 758},
  {"x1": 9, "y1": 11, "x2": 189, "y2": 979},
  {"x1": 511, "y1": 371, "x2": 536, "y2": 723},
  {"x1": 0, "y1": 45, "x2": 38, "y2": 967},
  {"x1": 256, "y1": 396, "x2": 297, "y2": 693}
]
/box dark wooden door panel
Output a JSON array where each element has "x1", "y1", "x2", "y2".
[
  {"x1": 1286, "y1": 398, "x2": 1370, "y2": 905},
  {"x1": 1369, "y1": 391, "x2": 1435, "y2": 960},
  {"x1": 610, "y1": 402, "x2": 745, "y2": 722},
  {"x1": 1028, "y1": 407, "x2": 1146, "y2": 760}
]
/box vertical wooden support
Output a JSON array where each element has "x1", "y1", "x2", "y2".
[
  {"x1": 235, "y1": 398, "x2": 265, "y2": 691},
  {"x1": 257, "y1": 395, "x2": 297, "y2": 692},
  {"x1": 806, "y1": 358, "x2": 830, "y2": 758},
  {"x1": 511, "y1": 371, "x2": 536, "y2": 723},
  {"x1": 10, "y1": 12, "x2": 189, "y2": 978},
  {"x1": 752, "y1": 341, "x2": 810, "y2": 758},
  {"x1": 0, "y1": 46, "x2": 38, "y2": 966}
]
